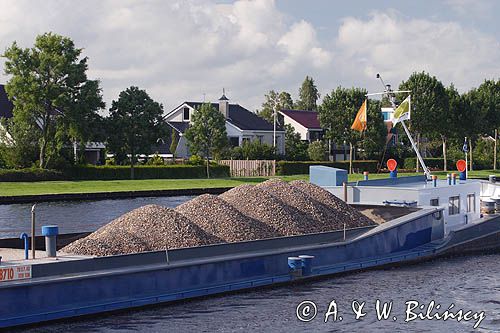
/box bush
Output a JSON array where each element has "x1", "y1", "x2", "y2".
[
  {"x1": 0, "y1": 165, "x2": 230, "y2": 182},
  {"x1": 276, "y1": 160, "x2": 378, "y2": 175},
  {"x1": 188, "y1": 154, "x2": 205, "y2": 165},
  {"x1": 404, "y1": 157, "x2": 455, "y2": 170},
  {"x1": 0, "y1": 168, "x2": 64, "y2": 182},
  {"x1": 307, "y1": 141, "x2": 328, "y2": 161}
]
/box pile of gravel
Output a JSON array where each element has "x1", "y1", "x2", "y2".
[
  {"x1": 256, "y1": 179, "x2": 361, "y2": 232},
  {"x1": 290, "y1": 180, "x2": 375, "y2": 228},
  {"x1": 63, "y1": 204, "x2": 221, "y2": 256},
  {"x1": 176, "y1": 194, "x2": 280, "y2": 242},
  {"x1": 220, "y1": 184, "x2": 323, "y2": 236}
]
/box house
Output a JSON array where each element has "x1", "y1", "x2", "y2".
[
  {"x1": 164, "y1": 92, "x2": 285, "y2": 158},
  {"x1": 0, "y1": 84, "x2": 104, "y2": 165},
  {"x1": 278, "y1": 109, "x2": 324, "y2": 142},
  {"x1": 278, "y1": 109, "x2": 352, "y2": 161}
]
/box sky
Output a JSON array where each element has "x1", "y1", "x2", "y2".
[{"x1": 0, "y1": 0, "x2": 498, "y2": 113}]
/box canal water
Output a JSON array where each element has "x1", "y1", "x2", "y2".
[
  {"x1": 0, "y1": 196, "x2": 194, "y2": 238},
  {"x1": 7, "y1": 253, "x2": 499, "y2": 333}
]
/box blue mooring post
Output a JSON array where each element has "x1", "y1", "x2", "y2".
[
  {"x1": 41, "y1": 225, "x2": 59, "y2": 257},
  {"x1": 390, "y1": 170, "x2": 397, "y2": 178},
  {"x1": 20, "y1": 233, "x2": 29, "y2": 260}
]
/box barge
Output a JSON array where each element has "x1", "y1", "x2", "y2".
[{"x1": 0, "y1": 169, "x2": 499, "y2": 328}]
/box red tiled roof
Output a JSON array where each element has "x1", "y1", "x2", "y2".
[{"x1": 280, "y1": 109, "x2": 321, "y2": 129}]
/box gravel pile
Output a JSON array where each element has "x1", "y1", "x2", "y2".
[
  {"x1": 290, "y1": 180, "x2": 375, "y2": 228},
  {"x1": 176, "y1": 194, "x2": 280, "y2": 242},
  {"x1": 220, "y1": 184, "x2": 321, "y2": 236},
  {"x1": 256, "y1": 179, "x2": 360, "y2": 232},
  {"x1": 63, "y1": 204, "x2": 221, "y2": 256}
]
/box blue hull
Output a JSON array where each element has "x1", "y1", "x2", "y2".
[{"x1": 1, "y1": 207, "x2": 498, "y2": 328}]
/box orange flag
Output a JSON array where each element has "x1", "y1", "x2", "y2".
[{"x1": 351, "y1": 99, "x2": 367, "y2": 132}]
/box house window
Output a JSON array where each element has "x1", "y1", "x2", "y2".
[
  {"x1": 256, "y1": 135, "x2": 263, "y2": 143},
  {"x1": 449, "y1": 196, "x2": 460, "y2": 215},
  {"x1": 467, "y1": 193, "x2": 476, "y2": 213},
  {"x1": 229, "y1": 137, "x2": 239, "y2": 147},
  {"x1": 242, "y1": 137, "x2": 250, "y2": 145},
  {"x1": 183, "y1": 107, "x2": 190, "y2": 121},
  {"x1": 430, "y1": 198, "x2": 439, "y2": 206}
]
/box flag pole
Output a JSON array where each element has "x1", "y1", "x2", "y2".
[{"x1": 401, "y1": 120, "x2": 431, "y2": 180}]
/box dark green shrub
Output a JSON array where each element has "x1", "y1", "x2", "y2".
[{"x1": 276, "y1": 160, "x2": 378, "y2": 175}]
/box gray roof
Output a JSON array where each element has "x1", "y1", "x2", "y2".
[
  {"x1": 184, "y1": 102, "x2": 283, "y2": 132},
  {"x1": 0, "y1": 85, "x2": 14, "y2": 119}
]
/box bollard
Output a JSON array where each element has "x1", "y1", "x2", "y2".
[
  {"x1": 41, "y1": 225, "x2": 59, "y2": 258},
  {"x1": 459, "y1": 171, "x2": 466, "y2": 180},
  {"x1": 432, "y1": 175, "x2": 437, "y2": 187},
  {"x1": 363, "y1": 171, "x2": 369, "y2": 181},
  {"x1": 390, "y1": 170, "x2": 397, "y2": 178},
  {"x1": 20, "y1": 233, "x2": 29, "y2": 260},
  {"x1": 452, "y1": 173, "x2": 457, "y2": 185},
  {"x1": 288, "y1": 257, "x2": 303, "y2": 277},
  {"x1": 447, "y1": 174, "x2": 451, "y2": 185},
  {"x1": 299, "y1": 255, "x2": 315, "y2": 276}
]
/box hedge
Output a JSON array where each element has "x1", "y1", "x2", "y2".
[
  {"x1": 0, "y1": 165, "x2": 230, "y2": 182},
  {"x1": 403, "y1": 158, "x2": 455, "y2": 170},
  {"x1": 276, "y1": 160, "x2": 378, "y2": 175},
  {"x1": 0, "y1": 168, "x2": 65, "y2": 182}
]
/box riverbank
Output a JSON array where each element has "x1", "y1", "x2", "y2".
[{"x1": 0, "y1": 170, "x2": 497, "y2": 202}]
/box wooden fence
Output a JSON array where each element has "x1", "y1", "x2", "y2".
[{"x1": 219, "y1": 160, "x2": 276, "y2": 177}]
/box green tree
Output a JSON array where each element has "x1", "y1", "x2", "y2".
[
  {"x1": 106, "y1": 86, "x2": 167, "y2": 179},
  {"x1": 398, "y1": 72, "x2": 449, "y2": 170},
  {"x1": 296, "y1": 76, "x2": 320, "y2": 111},
  {"x1": 170, "y1": 130, "x2": 179, "y2": 158},
  {"x1": 257, "y1": 90, "x2": 293, "y2": 123},
  {"x1": 307, "y1": 140, "x2": 327, "y2": 161},
  {"x1": 284, "y1": 124, "x2": 308, "y2": 161},
  {"x1": 318, "y1": 86, "x2": 367, "y2": 150},
  {"x1": 184, "y1": 103, "x2": 228, "y2": 178},
  {"x1": 358, "y1": 100, "x2": 387, "y2": 160},
  {"x1": 2, "y1": 32, "x2": 104, "y2": 168}
]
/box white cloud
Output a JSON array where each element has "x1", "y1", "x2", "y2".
[
  {"x1": 334, "y1": 11, "x2": 500, "y2": 92},
  {"x1": 0, "y1": 1, "x2": 497, "y2": 114}
]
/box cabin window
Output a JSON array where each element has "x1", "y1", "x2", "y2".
[
  {"x1": 448, "y1": 196, "x2": 460, "y2": 215},
  {"x1": 183, "y1": 107, "x2": 190, "y2": 121},
  {"x1": 467, "y1": 193, "x2": 476, "y2": 212},
  {"x1": 430, "y1": 198, "x2": 439, "y2": 206}
]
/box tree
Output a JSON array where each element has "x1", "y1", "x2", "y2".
[
  {"x1": 257, "y1": 90, "x2": 293, "y2": 123},
  {"x1": 284, "y1": 124, "x2": 308, "y2": 160},
  {"x1": 170, "y1": 130, "x2": 179, "y2": 158},
  {"x1": 2, "y1": 32, "x2": 104, "y2": 168},
  {"x1": 296, "y1": 76, "x2": 320, "y2": 111},
  {"x1": 184, "y1": 103, "x2": 228, "y2": 178},
  {"x1": 307, "y1": 140, "x2": 328, "y2": 161},
  {"x1": 358, "y1": 100, "x2": 387, "y2": 161},
  {"x1": 106, "y1": 86, "x2": 167, "y2": 179},
  {"x1": 398, "y1": 72, "x2": 449, "y2": 171},
  {"x1": 318, "y1": 86, "x2": 367, "y2": 151}
]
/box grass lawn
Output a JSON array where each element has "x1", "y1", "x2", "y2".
[{"x1": 0, "y1": 170, "x2": 498, "y2": 197}]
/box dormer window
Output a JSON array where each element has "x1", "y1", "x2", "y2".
[{"x1": 183, "y1": 107, "x2": 190, "y2": 121}]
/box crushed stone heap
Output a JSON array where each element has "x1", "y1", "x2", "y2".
[
  {"x1": 63, "y1": 204, "x2": 221, "y2": 256},
  {"x1": 290, "y1": 180, "x2": 375, "y2": 228},
  {"x1": 176, "y1": 194, "x2": 281, "y2": 242}
]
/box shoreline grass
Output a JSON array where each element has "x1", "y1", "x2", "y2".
[{"x1": 0, "y1": 170, "x2": 498, "y2": 197}]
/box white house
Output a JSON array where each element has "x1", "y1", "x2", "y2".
[
  {"x1": 278, "y1": 109, "x2": 323, "y2": 142},
  {"x1": 164, "y1": 93, "x2": 285, "y2": 158}
]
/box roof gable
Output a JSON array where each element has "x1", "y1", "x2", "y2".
[
  {"x1": 280, "y1": 109, "x2": 321, "y2": 129},
  {"x1": 183, "y1": 102, "x2": 283, "y2": 131},
  {"x1": 0, "y1": 85, "x2": 14, "y2": 119}
]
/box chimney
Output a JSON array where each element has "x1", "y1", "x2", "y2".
[{"x1": 218, "y1": 88, "x2": 229, "y2": 119}]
